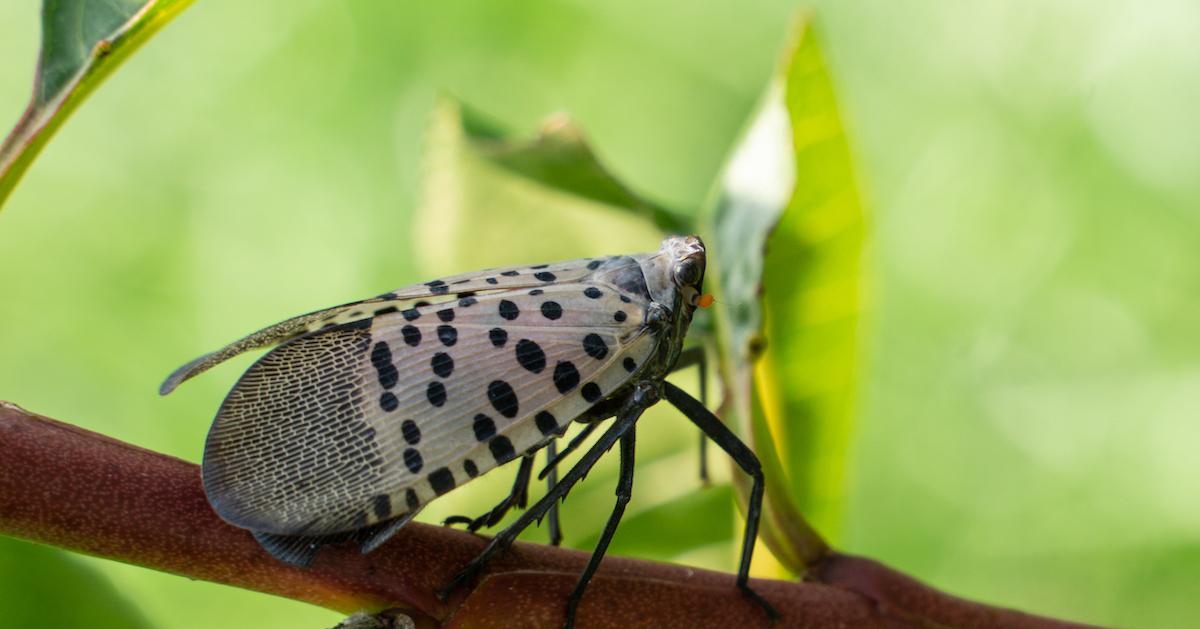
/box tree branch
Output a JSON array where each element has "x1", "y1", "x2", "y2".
[{"x1": 0, "y1": 401, "x2": 1101, "y2": 628}]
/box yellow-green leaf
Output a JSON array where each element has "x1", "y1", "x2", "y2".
[
  {"x1": 413, "y1": 97, "x2": 665, "y2": 275},
  {"x1": 0, "y1": 0, "x2": 194, "y2": 211},
  {"x1": 0, "y1": 536, "x2": 151, "y2": 629},
  {"x1": 704, "y1": 14, "x2": 865, "y2": 574}
]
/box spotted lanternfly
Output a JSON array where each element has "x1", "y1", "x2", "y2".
[{"x1": 161, "y1": 235, "x2": 778, "y2": 626}]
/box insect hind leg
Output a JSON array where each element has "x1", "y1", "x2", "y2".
[
  {"x1": 671, "y1": 346, "x2": 711, "y2": 484},
  {"x1": 662, "y1": 381, "x2": 781, "y2": 622}
]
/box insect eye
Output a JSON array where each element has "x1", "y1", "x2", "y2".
[{"x1": 673, "y1": 260, "x2": 701, "y2": 286}]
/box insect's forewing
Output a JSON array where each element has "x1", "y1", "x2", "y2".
[
  {"x1": 159, "y1": 260, "x2": 609, "y2": 395},
  {"x1": 199, "y1": 258, "x2": 658, "y2": 537}
]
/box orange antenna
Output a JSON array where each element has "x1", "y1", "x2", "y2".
[{"x1": 697, "y1": 294, "x2": 715, "y2": 308}]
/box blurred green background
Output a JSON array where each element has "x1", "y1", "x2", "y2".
[{"x1": 1, "y1": 1, "x2": 1197, "y2": 628}]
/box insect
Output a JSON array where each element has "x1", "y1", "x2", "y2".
[{"x1": 161, "y1": 235, "x2": 778, "y2": 626}]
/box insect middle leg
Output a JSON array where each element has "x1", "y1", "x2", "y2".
[
  {"x1": 443, "y1": 455, "x2": 534, "y2": 531},
  {"x1": 544, "y1": 440, "x2": 563, "y2": 546},
  {"x1": 444, "y1": 445, "x2": 566, "y2": 544},
  {"x1": 537, "y1": 422, "x2": 598, "y2": 480},
  {"x1": 563, "y1": 426, "x2": 636, "y2": 628},
  {"x1": 662, "y1": 381, "x2": 781, "y2": 622}
]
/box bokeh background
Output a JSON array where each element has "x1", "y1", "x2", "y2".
[{"x1": 1, "y1": 1, "x2": 1197, "y2": 627}]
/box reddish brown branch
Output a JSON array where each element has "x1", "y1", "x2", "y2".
[{"x1": 0, "y1": 401, "x2": 1101, "y2": 628}]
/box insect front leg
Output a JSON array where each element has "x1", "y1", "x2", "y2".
[
  {"x1": 443, "y1": 454, "x2": 534, "y2": 531},
  {"x1": 438, "y1": 385, "x2": 653, "y2": 605},
  {"x1": 662, "y1": 381, "x2": 781, "y2": 622}
]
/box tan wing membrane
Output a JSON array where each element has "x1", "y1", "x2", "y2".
[{"x1": 160, "y1": 256, "x2": 612, "y2": 395}]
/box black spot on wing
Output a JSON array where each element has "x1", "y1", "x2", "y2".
[
  {"x1": 427, "y1": 381, "x2": 447, "y2": 407},
  {"x1": 428, "y1": 468, "x2": 456, "y2": 495},
  {"x1": 431, "y1": 352, "x2": 454, "y2": 378},
  {"x1": 535, "y1": 411, "x2": 557, "y2": 436},
  {"x1": 541, "y1": 301, "x2": 563, "y2": 320},
  {"x1": 402, "y1": 325, "x2": 421, "y2": 346},
  {"x1": 499, "y1": 300, "x2": 520, "y2": 320},
  {"x1": 553, "y1": 361, "x2": 580, "y2": 393},
  {"x1": 582, "y1": 382, "x2": 602, "y2": 403},
  {"x1": 403, "y1": 448, "x2": 423, "y2": 473},
  {"x1": 489, "y1": 436, "x2": 516, "y2": 464},
  {"x1": 582, "y1": 334, "x2": 608, "y2": 360},
  {"x1": 489, "y1": 327, "x2": 508, "y2": 347},
  {"x1": 515, "y1": 339, "x2": 546, "y2": 373},
  {"x1": 473, "y1": 414, "x2": 496, "y2": 441},
  {"x1": 401, "y1": 419, "x2": 421, "y2": 444},
  {"x1": 437, "y1": 325, "x2": 458, "y2": 346},
  {"x1": 488, "y1": 380, "x2": 519, "y2": 418}
]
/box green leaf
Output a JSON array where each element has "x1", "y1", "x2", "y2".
[
  {"x1": 458, "y1": 103, "x2": 691, "y2": 235},
  {"x1": 577, "y1": 485, "x2": 735, "y2": 562},
  {"x1": 413, "y1": 97, "x2": 667, "y2": 274},
  {"x1": 704, "y1": 14, "x2": 865, "y2": 574},
  {"x1": 0, "y1": 0, "x2": 195, "y2": 211},
  {"x1": 0, "y1": 536, "x2": 150, "y2": 629}
]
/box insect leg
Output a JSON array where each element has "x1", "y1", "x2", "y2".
[
  {"x1": 545, "y1": 440, "x2": 563, "y2": 546},
  {"x1": 438, "y1": 384, "x2": 654, "y2": 602},
  {"x1": 443, "y1": 455, "x2": 534, "y2": 531},
  {"x1": 536, "y1": 422, "x2": 598, "y2": 480},
  {"x1": 564, "y1": 426, "x2": 636, "y2": 629},
  {"x1": 662, "y1": 381, "x2": 781, "y2": 622},
  {"x1": 672, "y1": 346, "x2": 711, "y2": 484}
]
